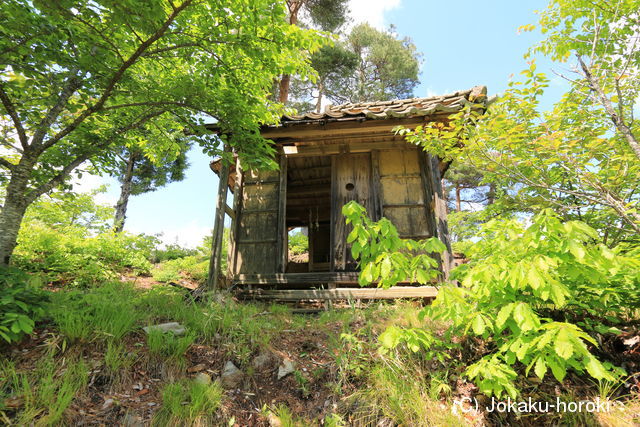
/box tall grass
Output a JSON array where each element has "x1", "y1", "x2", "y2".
[{"x1": 153, "y1": 379, "x2": 223, "y2": 426}]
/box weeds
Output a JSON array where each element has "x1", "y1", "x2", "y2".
[
  {"x1": 146, "y1": 329, "x2": 195, "y2": 367},
  {"x1": 262, "y1": 404, "x2": 308, "y2": 427},
  {"x1": 104, "y1": 340, "x2": 137, "y2": 378},
  {"x1": 153, "y1": 379, "x2": 223, "y2": 426},
  {"x1": 48, "y1": 282, "x2": 141, "y2": 344},
  {"x1": 0, "y1": 354, "x2": 88, "y2": 426}
]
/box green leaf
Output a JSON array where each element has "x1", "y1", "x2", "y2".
[
  {"x1": 495, "y1": 303, "x2": 515, "y2": 329},
  {"x1": 548, "y1": 358, "x2": 566, "y2": 382},
  {"x1": 554, "y1": 329, "x2": 574, "y2": 360},
  {"x1": 380, "y1": 256, "x2": 391, "y2": 278},
  {"x1": 472, "y1": 314, "x2": 485, "y2": 335},
  {"x1": 534, "y1": 357, "x2": 547, "y2": 379},
  {"x1": 584, "y1": 356, "x2": 609, "y2": 380}
]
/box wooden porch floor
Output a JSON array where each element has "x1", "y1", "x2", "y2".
[{"x1": 232, "y1": 273, "x2": 438, "y2": 300}]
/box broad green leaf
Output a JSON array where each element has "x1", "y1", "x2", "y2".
[{"x1": 554, "y1": 329, "x2": 574, "y2": 360}]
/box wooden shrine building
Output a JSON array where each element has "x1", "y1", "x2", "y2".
[{"x1": 207, "y1": 86, "x2": 488, "y2": 300}]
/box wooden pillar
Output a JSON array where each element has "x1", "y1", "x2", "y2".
[
  {"x1": 419, "y1": 151, "x2": 454, "y2": 280},
  {"x1": 228, "y1": 156, "x2": 243, "y2": 276},
  {"x1": 276, "y1": 152, "x2": 288, "y2": 274},
  {"x1": 207, "y1": 145, "x2": 231, "y2": 291},
  {"x1": 370, "y1": 150, "x2": 383, "y2": 221}
]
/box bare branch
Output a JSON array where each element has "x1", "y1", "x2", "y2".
[
  {"x1": 577, "y1": 55, "x2": 640, "y2": 160},
  {"x1": 0, "y1": 83, "x2": 29, "y2": 148}
]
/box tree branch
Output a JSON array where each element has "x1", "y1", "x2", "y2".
[
  {"x1": 39, "y1": 0, "x2": 194, "y2": 152},
  {"x1": 27, "y1": 109, "x2": 168, "y2": 203},
  {"x1": 0, "y1": 83, "x2": 29, "y2": 148},
  {"x1": 30, "y1": 69, "x2": 83, "y2": 148},
  {"x1": 0, "y1": 157, "x2": 15, "y2": 171},
  {"x1": 576, "y1": 55, "x2": 640, "y2": 160}
]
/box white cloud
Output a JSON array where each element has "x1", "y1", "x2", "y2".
[
  {"x1": 149, "y1": 221, "x2": 211, "y2": 249},
  {"x1": 348, "y1": 0, "x2": 401, "y2": 29}
]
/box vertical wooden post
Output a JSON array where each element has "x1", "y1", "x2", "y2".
[
  {"x1": 329, "y1": 156, "x2": 336, "y2": 272},
  {"x1": 418, "y1": 151, "x2": 438, "y2": 236},
  {"x1": 419, "y1": 151, "x2": 454, "y2": 280},
  {"x1": 207, "y1": 145, "x2": 231, "y2": 291},
  {"x1": 308, "y1": 209, "x2": 315, "y2": 272},
  {"x1": 229, "y1": 157, "x2": 243, "y2": 276},
  {"x1": 276, "y1": 152, "x2": 288, "y2": 273},
  {"x1": 370, "y1": 150, "x2": 383, "y2": 221}
]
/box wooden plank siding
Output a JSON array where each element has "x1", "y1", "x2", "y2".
[
  {"x1": 234, "y1": 166, "x2": 282, "y2": 275},
  {"x1": 331, "y1": 152, "x2": 374, "y2": 271},
  {"x1": 378, "y1": 148, "x2": 432, "y2": 239}
]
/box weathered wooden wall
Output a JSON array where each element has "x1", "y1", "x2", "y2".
[
  {"x1": 377, "y1": 148, "x2": 434, "y2": 239},
  {"x1": 234, "y1": 165, "x2": 283, "y2": 274},
  {"x1": 232, "y1": 144, "x2": 454, "y2": 280},
  {"x1": 331, "y1": 152, "x2": 374, "y2": 271}
]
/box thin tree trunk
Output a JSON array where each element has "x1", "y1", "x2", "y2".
[
  {"x1": 114, "y1": 151, "x2": 137, "y2": 233},
  {"x1": 278, "y1": 75, "x2": 291, "y2": 104},
  {"x1": 277, "y1": 0, "x2": 302, "y2": 104},
  {"x1": 0, "y1": 162, "x2": 33, "y2": 266},
  {"x1": 487, "y1": 182, "x2": 496, "y2": 205},
  {"x1": 455, "y1": 185, "x2": 461, "y2": 212},
  {"x1": 315, "y1": 80, "x2": 324, "y2": 113}
]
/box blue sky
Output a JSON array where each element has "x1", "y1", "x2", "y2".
[{"x1": 82, "y1": 0, "x2": 566, "y2": 247}]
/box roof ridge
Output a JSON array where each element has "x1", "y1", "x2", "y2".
[{"x1": 282, "y1": 86, "x2": 487, "y2": 123}]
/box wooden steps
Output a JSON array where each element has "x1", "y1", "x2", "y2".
[{"x1": 237, "y1": 286, "x2": 438, "y2": 301}]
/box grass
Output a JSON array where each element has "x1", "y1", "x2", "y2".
[
  {"x1": 104, "y1": 340, "x2": 137, "y2": 380},
  {"x1": 146, "y1": 329, "x2": 195, "y2": 368},
  {"x1": 153, "y1": 378, "x2": 223, "y2": 426},
  {"x1": 3, "y1": 277, "x2": 639, "y2": 426},
  {"x1": 0, "y1": 353, "x2": 88, "y2": 426},
  {"x1": 49, "y1": 282, "x2": 141, "y2": 343},
  {"x1": 262, "y1": 404, "x2": 308, "y2": 427}
]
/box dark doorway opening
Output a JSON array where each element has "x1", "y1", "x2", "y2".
[{"x1": 285, "y1": 156, "x2": 332, "y2": 272}]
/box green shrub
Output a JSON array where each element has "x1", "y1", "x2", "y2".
[
  {"x1": 152, "y1": 243, "x2": 198, "y2": 263},
  {"x1": 152, "y1": 255, "x2": 208, "y2": 284},
  {"x1": 288, "y1": 231, "x2": 308, "y2": 255},
  {"x1": 0, "y1": 267, "x2": 48, "y2": 344},
  {"x1": 12, "y1": 190, "x2": 156, "y2": 286},
  {"x1": 154, "y1": 379, "x2": 223, "y2": 426},
  {"x1": 13, "y1": 222, "x2": 153, "y2": 286},
  {"x1": 342, "y1": 201, "x2": 444, "y2": 287},
  {"x1": 345, "y1": 202, "x2": 638, "y2": 399},
  {"x1": 379, "y1": 210, "x2": 637, "y2": 398}
]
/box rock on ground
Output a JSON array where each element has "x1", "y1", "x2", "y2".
[
  {"x1": 220, "y1": 361, "x2": 244, "y2": 388},
  {"x1": 252, "y1": 351, "x2": 279, "y2": 371},
  {"x1": 277, "y1": 358, "x2": 295, "y2": 380},
  {"x1": 142, "y1": 322, "x2": 185, "y2": 335}
]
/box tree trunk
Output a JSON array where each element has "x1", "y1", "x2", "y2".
[
  {"x1": 315, "y1": 80, "x2": 324, "y2": 113},
  {"x1": 277, "y1": 0, "x2": 302, "y2": 104},
  {"x1": 278, "y1": 75, "x2": 291, "y2": 104},
  {"x1": 487, "y1": 182, "x2": 496, "y2": 205},
  {"x1": 114, "y1": 152, "x2": 136, "y2": 233},
  {"x1": 0, "y1": 162, "x2": 32, "y2": 266},
  {"x1": 455, "y1": 185, "x2": 461, "y2": 212}
]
